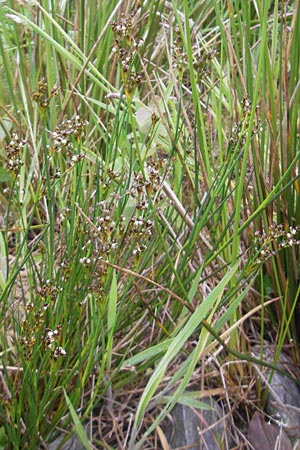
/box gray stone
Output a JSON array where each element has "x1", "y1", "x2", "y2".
[
  {"x1": 47, "y1": 433, "x2": 85, "y2": 450},
  {"x1": 265, "y1": 369, "x2": 300, "y2": 440},
  {"x1": 163, "y1": 398, "x2": 233, "y2": 450},
  {"x1": 252, "y1": 346, "x2": 300, "y2": 442},
  {"x1": 248, "y1": 412, "x2": 293, "y2": 450}
]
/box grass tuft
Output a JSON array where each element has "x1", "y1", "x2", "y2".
[{"x1": 0, "y1": 0, "x2": 299, "y2": 448}]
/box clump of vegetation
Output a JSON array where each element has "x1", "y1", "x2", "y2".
[{"x1": 0, "y1": 1, "x2": 299, "y2": 449}]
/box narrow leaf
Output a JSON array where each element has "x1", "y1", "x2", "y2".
[
  {"x1": 108, "y1": 270, "x2": 117, "y2": 331},
  {"x1": 63, "y1": 389, "x2": 91, "y2": 450}
]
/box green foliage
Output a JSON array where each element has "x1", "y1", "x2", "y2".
[{"x1": 0, "y1": 0, "x2": 299, "y2": 448}]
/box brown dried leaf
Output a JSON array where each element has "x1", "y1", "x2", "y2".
[
  {"x1": 156, "y1": 425, "x2": 171, "y2": 450},
  {"x1": 248, "y1": 412, "x2": 292, "y2": 450}
]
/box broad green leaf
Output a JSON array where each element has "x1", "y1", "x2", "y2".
[
  {"x1": 0, "y1": 426, "x2": 8, "y2": 449},
  {"x1": 63, "y1": 389, "x2": 91, "y2": 450},
  {"x1": 0, "y1": 118, "x2": 12, "y2": 141},
  {"x1": 134, "y1": 263, "x2": 239, "y2": 426},
  {"x1": 158, "y1": 394, "x2": 212, "y2": 410},
  {"x1": 0, "y1": 167, "x2": 11, "y2": 183},
  {"x1": 121, "y1": 339, "x2": 172, "y2": 368}
]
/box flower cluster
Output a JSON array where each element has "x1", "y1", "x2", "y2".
[
  {"x1": 49, "y1": 115, "x2": 88, "y2": 155},
  {"x1": 127, "y1": 159, "x2": 166, "y2": 209},
  {"x1": 55, "y1": 158, "x2": 168, "y2": 301},
  {"x1": 229, "y1": 96, "x2": 262, "y2": 148},
  {"x1": 43, "y1": 115, "x2": 88, "y2": 182},
  {"x1": 36, "y1": 279, "x2": 62, "y2": 307},
  {"x1": 4, "y1": 132, "x2": 26, "y2": 176},
  {"x1": 254, "y1": 224, "x2": 300, "y2": 264},
  {"x1": 111, "y1": 13, "x2": 143, "y2": 98},
  {"x1": 111, "y1": 12, "x2": 134, "y2": 44},
  {"x1": 172, "y1": 27, "x2": 188, "y2": 82},
  {"x1": 19, "y1": 302, "x2": 44, "y2": 358},
  {"x1": 99, "y1": 168, "x2": 121, "y2": 190},
  {"x1": 74, "y1": 201, "x2": 120, "y2": 275},
  {"x1": 42, "y1": 326, "x2": 66, "y2": 360},
  {"x1": 192, "y1": 46, "x2": 217, "y2": 83},
  {"x1": 19, "y1": 281, "x2": 66, "y2": 360},
  {"x1": 74, "y1": 165, "x2": 162, "y2": 285},
  {"x1": 78, "y1": 197, "x2": 153, "y2": 267},
  {"x1": 32, "y1": 78, "x2": 59, "y2": 109},
  {"x1": 127, "y1": 217, "x2": 153, "y2": 237},
  {"x1": 172, "y1": 27, "x2": 216, "y2": 84}
]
